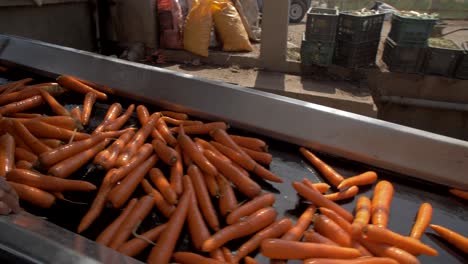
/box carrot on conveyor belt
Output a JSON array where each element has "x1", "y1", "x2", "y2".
[
  {"x1": 0, "y1": 133, "x2": 15, "y2": 176},
  {"x1": 56, "y1": 75, "x2": 107, "y2": 100},
  {"x1": 429, "y1": 224, "x2": 468, "y2": 253},
  {"x1": 299, "y1": 147, "x2": 344, "y2": 187},
  {"x1": 371, "y1": 181, "x2": 394, "y2": 228}
]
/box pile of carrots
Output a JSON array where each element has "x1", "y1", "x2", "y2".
[{"x1": 0, "y1": 72, "x2": 467, "y2": 264}]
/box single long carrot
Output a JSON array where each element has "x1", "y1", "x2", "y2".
[
  {"x1": 0, "y1": 78, "x2": 33, "y2": 95},
  {"x1": 16, "y1": 115, "x2": 82, "y2": 131},
  {"x1": 96, "y1": 198, "x2": 138, "y2": 245},
  {"x1": 9, "y1": 181, "x2": 55, "y2": 208},
  {"x1": 360, "y1": 240, "x2": 420, "y2": 264},
  {"x1": 211, "y1": 249, "x2": 227, "y2": 262},
  {"x1": 234, "y1": 218, "x2": 293, "y2": 262},
  {"x1": 149, "y1": 168, "x2": 178, "y2": 205},
  {"x1": 76, "y1": 78, "x2": 115, "y2": 95},
  {"x1": 107, "y1": 155, "x2": 158, "y2": 208},
  {"x1": 117, "y1": 223, "x2": 167, "y2": 257},
  {"x1": 39, "y1": 138, "x2": 63, "y2": 149},
  {"x1": 202, "y1": 169, "x2": 219, "y2": 197},
  {"x1": 299, "y1": 147, "x2": 344, "y2": 187},
  {"x1": 303, "y1": 257, "x2": 399, "y2": 264},
  {"x1": 226, "y1": 193, "x2": 275, "y2": 225},
  {"x1": 303, "y1": 179, "x2": 331, "y2": 193},
  {"x1": 0, "y1": 95, "x2": 44, "y2": 115},
  {"x1": 12, "y1": 119, "x2": 51, "y2": 155},
  {"x1": 292, "y1": 181, "x2": 353, "y2": 222},
  {"x1": 410, "y1": 203, "x2": 432, "y2": 239},
  {"x1": 152, "y1": 139, "x2": 178, "y2": 166},
  {"x1": 15, "y1": 147, "x2": 38, "y2": 164},
  {"x1": 48, "y1": 139, "x2": 109, "y2": 178},
  {"x1": 0, "y1": 133, "x2": 15, "y2": 176},
  {"x1": 230, "y1": 135, "x2": 268, "y2": 152},
  {"x1": 324, "y1": 186, "x2": 359, "y2": 201},
  {"x1": 352, "y1": 196, "x2": 372, "y2": 238},
  {"x1": 141, "y1": 179, "x2": 175, "y2": 218},
  {"x1": 371, "y1": 181, "x2": 394, "y2": 228},
  {"x1": 178, "y1": 126, "x2": 218, "y2": 176},
  {"x1": 240, "y1": 146, "x2": 273, "y2": 165},
  {"x1": 93, "y1": 103, "x2": 122, "y2": 134},
  {"x1": 15, "y1": 160, "x2": 33, "y2": 170},
  {"x1": 429, "y1": 224, "x2": 468, "y2": 253},
  {"x1": 107, "y1": 143, "x2": 153, "y2": 182},
  {"x1": 147, "y1": 188, "x2": 192, "y2": 264},
  {"x1": 449, "y1": 189, "x2": 468, "y2": 200},
  {"x1": 70, "y1": 107, "x2": 82, "y2": 123},
  {"x1": 56, "y1": 75, "x2": 107, "y2": 100},
  {"x1": 39, "y1": 89, "x2": 70, "y2": 116},
  {"x1": 161, "y1": 110, "x2": 188, "y2": 120},
  {"x1": 136, "y1": 105, "x2": 166, "y2": 143},
  {"x1": 104, "y1": 104, "x2": 135, "y2": 131},
  {"x1": 197, "y1": 139, "x2": 249, "y2": 177},
  {"x1": 338, "y1": 171, "x2": 378, "y2": 190},
  {"x1": 161, "y1": 116, "x2": 202, "y2": 126},
  {"x1": 303, "y1": 230, "x2": 339, "y2": 245},
  {"x1": 202, "y1": 207, "x2": 278, "y2": 252},
  {"x1": 157, "y1": 119, "x2": 177, "y2": 146},
  {"x1": 171, "y1": 122, "x2": 228, "y2": 134},
  {"x1": 77, "y1": 169, "x2": 116, "y2": 233},
  {"x1": 362, "y1": 224, "x2": 438, "y2": 256},
  {"x1": 314, "y1": 214, "x2": 352, "y2": 247},
  {"x1": 170, "y1": 145, "x2": 183, "y2": 196},
  {"x1": 172, "y1": 252, "x2": 225, "y2": 264},
  {"x1": 210, "y1": 128, "x2": 245, "y2": 153},
  {"x1": 218, "y1": 175, "x2": 238, "y2": 216},
  {"x1": 281, "y1": 205, "x2": 316, "y2": 241},
  {"x1": 93, "y1": 129, "x2": 135, "y2": 170},
  {"x1": 81, "y1": 92, "x2": 97, "y2": 125},
  {"x1": 10, "y1": 113, "x2": 42, "y2": 118},
  {"x1": 319, "y1": 207, "x2": 352, "y2": 235},
  {"x1": 109, "y1": 195, "x2": 154, "y2": 249},
  {"x1": 260, "y1": 239, "x2": 361, "y2": 260},
  {"x1": 23, "y1": 119, "x2": 90, "y2": 141}
]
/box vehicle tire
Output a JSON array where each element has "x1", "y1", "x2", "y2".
[{"x1": 289, "y1": 0, "x2": 307, "y2": 23}]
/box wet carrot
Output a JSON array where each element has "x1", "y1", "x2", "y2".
[
  {"x1": 196, "y1": 139, "x2": 249, "y2": 177},
  {"x1": 161, "y1": 116, "x2": 202, "y2": 126},
  {"x1": 96, "y1": 198, "x2": 138, "y2": 246},
  {"x1": 0, "y1": 95, "x2": 44, "y2": 115},
  {"x1": 0, "y1": 78, "x2": 32, "y2": 95},
  {"x1": 281, "y1": 205, "x2": 316, "y2": 241},
  {"x1": 117, "y1": 223, "x2": 167, "y2": 257},
  {"x1": 303, "y1": 257, "x2": 399, "y2": 264},
  {"x1": 314, "y1": 214, "x2": 352, "y2": 247},
  {"x1": 230, "y1": 135, "x2": 268, "y2": 152},
  {"x1": 171, "y1": 122, "x2": 228, "y2": 134},
  {"x1": 303, "y1": 230, "x2": 339, "y2": 245},
  {"x1": 56, "y1": 75, "x2": 107, "y2": 100},
  {"x1": 362, "y1": 224, "x2": 438, "y2": 256},
  {"x1": 70, "y1": 107, "x2": 82, "y2": 123},
  {"x1": 240, "y1": 146, "x2": 272, "y2": 165},
  {"x1": 299, "y1": 147, "x2": 344, "y2": 187},
  {"x1": 210, "y1": 249, "x2": 226, "y2": 262},
  {"x1": 303, "y1": 179, "x2": 331, "y2": 194},
  {"x1": 324, "y1": 186, "x2": 359, "y2": 201},
  {"x1": 147, "y1": 188, "x2": 192, "y2": 264},
  {"x1": 104, "y1": 104, "x2": 135, "y2": 131},
  {"x1": 18, "y1": 116, "x2": 82, "y2": 131},
  {"x1": 141, "y1": 179, "x2": 175, "y2": 218},
  {"x1": 23, "y1": 119, "x2": 90, "y2": 141},
  {"x1": 81, "y1": 92, "x2": 97, "y2": 125},
  {"x1": 218, "y1": 175, "x2": 238, "y2": 216},
  {"x1": 77, "y1": 169, "x2": 116, "y2": 233},
  {"x1": 371, "y1": 181, "x2": 394, "y2": 228},
  {"x1": 202, "y1": 169, "x2": 219, "y2": 197},
  {"x1": 6, "y1": 168, "x2": 96, "y2": 192},
  {"x1": 0, "y1": 133, "x2": 15, "y2": 176},
  {"x1": 39, "y1": 138, "x2": 63, "y2": 148},
  {"x1": 93, "y1": 103, "x2": 122, "y2": 134},
  {"x1": 292, "y1": 181, "x2": 353, "y2": 222},
  {"x1": 204, "y1": 150, "x2": 261, "y2": 198},
  {"x1": 93, "y1": 130, "x2": 135, "y2": 170},
  {"x1": 245, "y1": 256, "x2": 260, "y2": 264},
  {"x1": 360, "y1": 240, "x2": 420, "y2": 264},
  {"x1": 109, "y1": 195, "x2": 154, "y2": 249},
  {"x1": 15, "y1": 160, "x2": 33, "y2": 170},
  {"x1": 48, "y1": 139, "x2": 110, "y2": 178},
  {"x1": 0, "y1": 87, "x2": 40, "y2": 106},
  {"x1": 352, "y1": 196, "x2": 372, "y2": 238},
  {"x1": 226, "y1": 193, "x2": 275, "y2": 224},
  {"x1": 234, "y1": 218, "x2": 293, "y2": 262},
  {"x1": 449, "y1": 189, "x2": 468, "y2": 200},
  {"x1": 209, "y1": 128, "x2": 246, "y2": 153},
  {"x1": 136, "y1": 106, "x2": 166, "y2": 143},
  {"x1": 429, "y1": 224, "x2": 468, "y2": 253},
  {"x1": 9, "y1": 181, "x2": 55, "y2": 208},
  {"x1": 10, "y1": 113, "x2": 42, "y2": 118},
  {"x1": 39, "y1": 89, "x2": 70, "y2": 116},
  {"x1": 170, "y1": 145, "x2": 183, "y2": 196},
  {"x1": 149, "y1": 168, "x2": 178, "y2": 205},
  {"x1": 160, "y1": 110, "x2": 188, "y2": 120},
  {"x1": 410, "y1": 203, "x2": 432, "y2": 239},
  {"x1": 112, "y1": 143, "x2": 154, "y2": 182},
  {"x1": 172, "y1": 252, "x2": 225, "y2": 264},
  {"x1": 260, "y1": 239, "x2": 361, "y2": 260},
  {"x1": 202, "y1": 207, "x2": 278, "y2": 252},
  {"x1": 338, "y1": 171, "x2": 378, "y2": 190},
  {"x1": 319, "y1": 207, "x2": 352, "y2": 235},
  {"x1": 76, "y1": 78, "x2": 115, "y2": 95},
  {"x1": 12, "y1": 119, "x2": 51, "y2": 155},
  {"x1": 157, "y1": 118, "x2": 178, "y2": 146},
  {"x1": 152, "y1": 139, "x2": 178, "y2": 166},
  {"x1": 108, "y1": 155, "x2": 158, "y2": 208},
  {"x1": 178, "y1": 126, "x2": 218, "y2": 176}
]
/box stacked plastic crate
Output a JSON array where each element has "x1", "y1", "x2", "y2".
[
  {"x1": 334, "y1": 11, "x2": 385, "y2": 68},
  {"x1": 301, "y1": 8, "x2": 339, "y2": 66},
  {"x1": 455, "y1": 42, "x2": 468, "y2": 80}
]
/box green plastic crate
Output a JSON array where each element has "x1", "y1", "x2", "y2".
[
  {"x1": 301, "y1": 34, "x2": 335, "y2": 66},
  {"x1": 388, "y1": 14, "x2": 438, "y2": 47},
  {"x1": 423, "y1": 38, "x2": 462, "y2": 77},
  {"x1": 305, "y1": 7, "x2": 339, "y2": 42},
  {"x1": 383, "y1": 37, "x2": 426, "y2": 74}
]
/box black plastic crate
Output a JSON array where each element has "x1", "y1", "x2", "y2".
[
  {"x1": 388, "y1": 14, "x2": 438, "y2": 47},
  {"x1": 334, "y1": 39, "x2": 379, "y2": 68},
  {"x1": 455, "y1": 42, "x2": 468, "y2": 80},
  {"x1": 423, "y1": 38, "x2": 462, "y2": 77},
  {"x1": 301, "y1": 34, "x2": 335, "y2": 66},
  {"x1": 305, "y1": 7, "x2": 339, "y2": 42},
  {"x1": 336, "y1": 11, "x2": 385, "y2": 43},
  {"x1": 383, "y1": 37, "x2": 426, "y2": 74}
]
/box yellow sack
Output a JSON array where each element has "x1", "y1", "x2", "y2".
[
  {"x1": 183, "y1": 0, "x2": 212, "y2": 57},
  {"x1": 211, "y1": 0, "x2": 253, "y2": 52}
]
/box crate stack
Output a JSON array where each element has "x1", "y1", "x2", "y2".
[
  {"x1": 301, "y1": 8, "x2": 339, "y2": 66},
  {"x1": 334, "y1": 11, "x2": 385, "y2": 68},
  {"x1": 455, "y1": 42, "x2": 468, "y2": 80}
]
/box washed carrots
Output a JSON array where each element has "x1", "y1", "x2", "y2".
[
  {"x1": 147, "y1": 188, "x2": 192, "y2": 264},
  {"x1": 104, "y1": 104, "x2": 135, "y2": 131},
  {"x1": 136, "y1": 105, "x2": 166, "y2": 142},
  {"x1": 141, "y1": 179, "x2": 175, "y2": 218},
  {"x1": 371, "y1": 181, "x2": 394, "y2": 228},
  {"x1": 20, "y1": 116, "x2": 83, "y2": 131},
  {"x1": 118, "y1": 223, "x2": 167, "y2": 257},
  {"x1": 226, "y1": 193, "x2": 275, "y2": 225},
  {"x1": 449, "y1": 189, "x2": 468, "y2": 200},
  {"x1": 70, "y1": 107, "x2": 82, "y2": 123},
  {"x1": 202, "y1": 207, "x2": 278, "y2": 252},
  {"x1": 161, "y1": 116, "x2": 202, "y2": 126},
  {"x1": 6, "y1": 169, "x2": 96, "y2": 192},
  {"x1": 15, "y1": 160, "x2": 33, "y2": 170},
  {"x1": 222, "y1": 247, "x2": 233, "y2": 263},
  {"x1": 96, "y1": 198, "x2": 138, "y2": 246},
  {"x1": 12, "y1": 119, "x2": 51, "y2": 155},
  {"x1": 161, "y1": 110, "x2": 188, "y2": 120},
  {"x1": 199, "y1": 139, "x2": 249, "y2": 177},
  {"x1": 230, "y1": 135, "x2": 268, "y2": 152},
  {"x1": 0, "y1": 95, "x2": 44, "y2": 115},
  {"x1": 93, "y1": 103, "x2": 122, "y2": 134},
  {"x1": 234, "y1": 218, "x2": 292, "y2": 262},
  {"x1": 240, "y1": 146, "x2": 272, "y2": 165},
  {"x1": 178, "y1": 126, "x2": 218, "y2": 176},
  {"x1": 361, "y1": 224, "x2": 438, "y2": 256},
  {"x1": 260, "y1": 239, "x2": 361, "y2": 260},
  {"x1": 218, "y1": 175, "x2": 238, "y2": 216},
  {"x1": 10, "y1": 113, "x2": 42, "y2": 118},
  {"x1": 76, "y1": 78, "x2": 115, "y2": 95},
  {"x1": 303, "y1": 257, "x2": 399, "y2": 264},
  {"x1": 170, "y1": 145, "x2": 183, "y2": 196},
  {"x1": 303, "y1": 230, "x2": 339, "y2": 245},
  {"x1": 39, "y1": 138, "x2": 63, "y2": 148},
  {"x1": 157, "y1": 118, "x2": 177, "y2": 146},
  {"x1": 303, "y1": 179, "x2": 331, "y2": 193},
  {"x1": 111, "y1": 143, "x2": 154, "y2": 183},
  {"x1": 299, "y1": 147, "x2": 344, "y2": 187},
  {"x1": 172, "y1": 252, "x2": 225, "y2": 264},
  {"x1": 314, "y1": 214, "x2": 352, "y2": 247},
  {"x1": 292, "y1": 181, "x2": 353, "y2": 222},
  {"x1": 151, "y1": 139, "x2": 178, "y2": 166},
  {"x1": 410, "y1": 203, "x2": 432, "y2": 239},
  {"x1": 360, "y1": 240, "x2": 420, "y2": 264},
  {"x1": 0, "y1": 133, "x2": 15, "y2": 176},
  {"x1": 338, "y1": 171, "x2": 378, "y2": 190},
  {"x1": 324, "y1": 186, "x2": 359, "y2": 201},
  {"x1": 93, "y1": 130, "x2": 135, "y2": 170},
  {"x1": 245, "y1": 256, "x2": 260, "y2": 264},
  {"x1": 56, "y1": 75, "x2": 107, "y2": 100},
  {"x1": 281, "y1": 205, "x2": 316, "y2": 241},
  {"x1": 9, "y1": 181, "x2": 55, "y2": 208},
  {"x1": 319, "y1": 207, "x2": 352, "y2": 235},
  {"x1": 81, "y1": 92, "x2": 97, "y2": 125},
  {"x1": 171, "y1": 122, "x2": 228, "y2": 134},
  {"x1": 23, "y1": 119, "x2": 90, "y2": 141},
  {"x1": 149, "y1": 168, "x2": 178, "y2": 205},
  {"x1": 39, "y1": 89, "x2": 70, "y2": 116},
  {"x1": 430, "y1": 224, "x2": 468, "y2": 253},
  {"x1": 352, "y1": 196, "x2": 372, "y2": 237}
]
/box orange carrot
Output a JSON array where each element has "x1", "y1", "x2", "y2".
[
  {"x1": 210, "y1": 128, "x2": 246, "y2": 153},
  {"x1": 161, "y1": 110, "x2": 188, "y2": 120},
  {"x1": 202, "y1": 169, "x2": 219, "y2": 197},
  {"x1": 230, "y1": 135, "x2": 268, "y2": 152},
  {"x1": 360, "y1": 240, "x2": 420, "y2": 264},
  {"x1": 161, "y1": 116, "x2": 202, "y2": 126},
  {"x1": 0, "y1": 78, "x2": 32, "y2": 95},
  {"x1": 23, "y1": 119, "x2": 90, "y2": 141},
  {"x1": 93, "y1": 103, "x2": 122, "y2": 134},
  {"x1": 178, "y1": 126, "x2": 218, "y2": 176},
  {"x1": 56, "y1": 75, "x2": 107, "y2": 100},
  {"x1": 77, "y1": 169, "x2": 116, "y2": 233},
  {"x1": 218, "y1": 175, "x2": 238, "y2": 216},
  {"x1": 172, "y1": 252, "x2": 225, "y2": 264},
  {"x1": 0, "y1": 133, "x2": 15, "y2": 176},
  {"x1": 15, "y1": 160, "x2": 33, "y2": 170},
  {"x1": 234, "y1": 218, "x2": 293, "y2": 262},
  {"x1": 260, "y1": 239, "x2": 361, "y2": 260},
  {"x1": 303, "y1": 179, "x2": 331, "y2": 193},
  {"x1": 81, "y1": 92, "x2": 97, "y2": 125},
  {"x1": 221, "y1": 247, "x2": 233, "y2": 263},
  {"x1": 303, "y1": 230, "x2": 339, "y2": 245},
  {"x1": 93, "y1": 130, "x2": 135, "y2": 170},
  {"x1": 319, "y1": 207, "x2": 352, "y2": 235},
  {"x1": 109, "y1": 195, "x2": 154, "y2": 249},
  {"x1": 104, "y1": 104, "x2": 135, "y2": 131},
  {"x1": 170, "y1": 145, "x2": 183, "y2": 196},
  {"x1": 314, "y1": 214, "x2": 352, "y2": 247},
  {"x1": 10, "y1": 113, "x2": 42, "y2": 118},
  {"x1": 449, "y1": 189, "x2": 468, "y2": 200},
  {"x1": 12, "y1": 119, "x2": 51, "y2": 155},
  {"x1": 352, "y1": 196, "x2": 372, "y2": 237},
  {"x1": 196, "y1": 139, "x2": 249, "y2": 177},
  {"x1": 226, "y1": 193, "x2": 275, "y2": 225},
  {"x1": 324, "y1": 186, "x2": 359, "y2": 201},
  {"x1": 39, "y1": 89, "x2": 70, "y2": 116},
  {"x1": 210, "y1": 249, "x2": 226, "y2": 262},
  {"x1": 299, "y1": 147, "x2": 344, "y2": 187},
  {"x1": 245, "y1": 256, "x2": 260, "y2": 264},
  {"x1": 151, "y1": 139, "x2": 178, "y2": 166},
  {"x1": 136, "y1": 105, "x2": 165, "y2": 142},
  {"x1": 338, "y1": 171, "x2": 378, "y2": 190},
  {"x1": 149, "y1": 168, "x2": 178, "y2": 205},
  {"x1": 240, "y1": 146, "x2": 272, "y2": 165},
  {"x1": 171, "y1": 122, "x2": 228, "y2": 134},
  {"x1": 15, "y1": 147, "x2": 37, "y2": 164},
  {"x1": 96, "y1": 198, "x2": 138, "y2": 246},
  {"x1": 112, "y1": 143, "x2": 154, "y2": 182},
  {"x1": 76, "y1": 78, "x2": 115, "y2": 95},
  {"x1": 292, "y1": 181, "x2": 353, "y2": 222},
  {"x1": 362, "y1": 224, "x2": 438, "y2": 256},
  {"x1": 303, "y1": 257, "x2": 399, "y2": 264},
  {"x1": 0, "y1": 95, "x2": 44, "y2": 115},
  {"x1": 430, "y1": 224, "x2": 468, "y2": 253},
  {"x1": 410, "y1": 203, "x2": 432, "y2": 239},
  {"x1": 70, "y1": 107, "x2": 82, "y2": 123},
  {"x1": 141, "y1": 179, "x2": 175, "y2": 218},
  {"x1": 17, "y1": 116, "x2": 82, "y2": 131},
  {"x1": 371, "y1": 181, "x2": 394, "y2": 228},
  {"x1": 117, "y1": 223, "x2": 167, "y2": 257},
  {"x1": 39, "y1": 138, "x2": 63, "y2": 148},
  {"x1": 281, "y1": 205, "x2": 316, "y2": 241},
  {"x1": 147, "y1": 188, "x2": 192, "y2": 264},
  {"x1": 9, "y1": 181, "x2": 55, "y2": 208},
  {"x1": 107, "y1": 155, "x2": 158, "y2": 208},
  {"x1": 48, "y1": 139, "x2": 110, "y2": 178},
  {"x1": 0, "y1": 84, "x2": 62, "y2": 105},
  {"x1": 157, "y1": 118, "x2": 177, "y2": 146}
]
